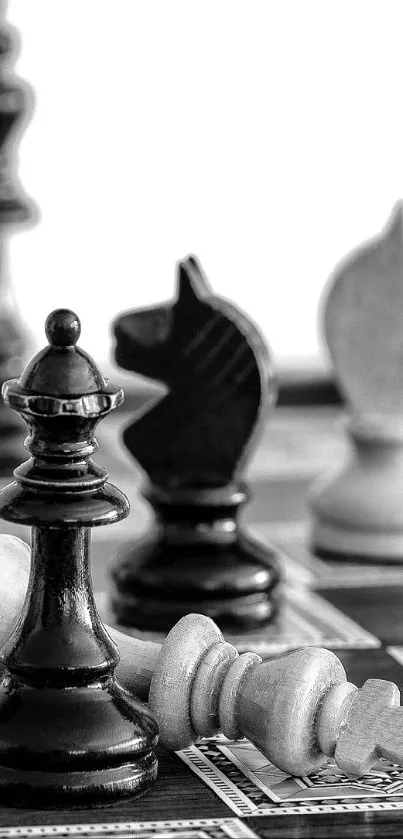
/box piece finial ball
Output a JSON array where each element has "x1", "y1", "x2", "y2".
[{"x1": 45, "y1": 309, "x2": 81, "y2": 348}]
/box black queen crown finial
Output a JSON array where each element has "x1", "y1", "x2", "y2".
[
  {"x1": 0, "y1": 309, "x2": 158, "y2": 806},
  {"x1": 45, "y1": 309, "x2": 81, "y2": 345}
]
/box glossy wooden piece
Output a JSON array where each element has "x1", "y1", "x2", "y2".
[
  {"x1": 1, "y1": 541, "x2": 403, "y2": 780},
  {"x1": 111, "y1": 255, "x2": 280, "y2": 631},
  {"x1": 0, "y1": 310, "x2": 158, "y2": 807},
  {"x1": 0, "y1": 11, "x2": 35, "y2": 474},
  {"x1": 311, "y1": 205, "x2": 403, "y2": 560}
]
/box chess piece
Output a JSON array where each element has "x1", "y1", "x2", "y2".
[
  {"x1": 310, "y1": 204, "x2": 403, "y2": 560},
  {"x1": 0, "y1": 546, "x2": 400, "y2": 780},
  {"x1": 145, "y1": 616, "x2": 403, "y2": 779},
  {"x1": 0, "y1": 310, "x2": 158, "y2": 806},
  {"x1": 0, "y1": 11, "x2": 36, "y2": 473},
  {"x1": 110, "y1": 255, "x2": 280, "y2": 631}
]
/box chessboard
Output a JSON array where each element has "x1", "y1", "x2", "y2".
[{"x1": 1, "y1": 401, "x2": 403, "y2": 837}]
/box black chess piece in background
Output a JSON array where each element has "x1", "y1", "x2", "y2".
[
  {"x1": 0, "y1": 309, "x2": 158, "y2": 806},
  {"x1": 110, "y1": 256, "x2": 280, "y2": 632},
  {"x1": 0, "y1": 9, "x2": 36, "y2": 473}
]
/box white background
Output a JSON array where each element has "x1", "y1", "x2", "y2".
[{"x1": 6, "y1": 0, "x2": 403, "y2": 371}]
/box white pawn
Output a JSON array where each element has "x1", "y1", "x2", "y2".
[{"x1": 311, "y1": 203, "x2": 403, "y2": 560}]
